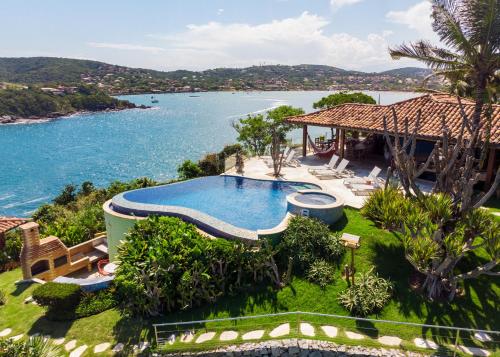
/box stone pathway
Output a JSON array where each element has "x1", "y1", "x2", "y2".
[
  {"x1": 167, "y1": 333, "x2": 176, "y2": 345},
  {"x1": 456, "y1": 345, "x2": 490, "y2": 356},
  {"x1": 69, "y1": 345, "x2": 87, "y2": 357},
  {"x1": 345, "y1": 331, "x2": 364, "y2": 340},
  {"x1": 0, "y1": 328, "x2": 12, "y2": 337},
  {"x1": 474, "y1": 332, "x2": 492, "y2": 342},
  {"x1": 9, "y1": 334, "x2": 23, "y2": 342},
  {"x1": 242, "y1": 330, "x2": 265, "y2": 340},
  {"x1": 320, "y1": 326, "x2": 338, "y2": 338},
  {"x1": 181, "y1": 331, "x2": 195, "y2": 343},
  {"x1": 220, "y1": 331, "x2": 238, "y2": 341},
  {"x1": 413, "y1": 337, "x2": 438, "y2": 350},
  {"x1": 112, "y1": 343, "x2": 124, "y2": 353},
  {"x1": 136, "y1": 341, "x2": 150, "y2": 352},
  {"x1": 196, "y1": 332, "x2": 216, "y2": 344},
  {"x1": 52, "y1": 337, "x2": 65, "y2": 345},
  {"x1": 64, "y1": 339, "x2": 77, "y2": 351},
  {"x1": 93, "y1": 342, "x2": 111, "y2": 353},
  {"x1": 300, "y1": 323, "x2": 315, "y2": 337},
  {"x1": 269, "y1": 323, "x2": 290, "y2": 338},
  {"x1": 377, "y1": 335, "x2": 402, "y2": 346}
]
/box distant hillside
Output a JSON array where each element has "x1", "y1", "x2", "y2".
[{"x1": 0, "y1": 57, "x2": 440, "y2": 93}]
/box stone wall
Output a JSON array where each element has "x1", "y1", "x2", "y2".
[{"x1": 159, "y1": 339, "x2": 429, "y2": 357}]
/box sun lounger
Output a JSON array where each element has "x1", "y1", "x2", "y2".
[
  {"x1": 311, "y1": 158, "x2": 352, "y2": 179},
  {"x1": 344, "y1": 166, "x2": 382, "y2": 187},
  {"x1": 350, "y1": 182, "x2": 381, "y2": 196},
  {"x1": 265, "y1": 149, "x2": 300, "y2": 168},
  {"x1": 262, "y1": 147, "x2": 290, "y2": 163},
  {"x1": 308, "y1": 154, "x2": 339, "y2": 173}
]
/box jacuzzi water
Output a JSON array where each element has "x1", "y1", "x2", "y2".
[
  {"x1": 113, "y1": 176, "x2": 319, "y2": 230},
  {"x1": 294, "y1": 192, "x2": 337, "y2": 205}
]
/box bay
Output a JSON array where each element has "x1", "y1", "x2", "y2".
[{"x1": 0, "y1": 90, "x2": 419, "y2": 217}]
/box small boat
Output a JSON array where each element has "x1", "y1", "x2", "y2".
[
  {"x1": 189, "y1": 95, "x2": 200, "y2": 98},
  {"x1": 151, "y1": 96, "x2": 159, "y2": 104}
]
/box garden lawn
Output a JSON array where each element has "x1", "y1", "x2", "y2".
[{"x1": 0, "y1": 208, "x2": 498, "y2": 356}]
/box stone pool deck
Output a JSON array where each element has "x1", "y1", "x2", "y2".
[{"x1": 225, "y1": 155, "x2": 433, "y2": 209}]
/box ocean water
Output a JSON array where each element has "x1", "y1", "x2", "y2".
[
  {"x1": 115, "y1": 176, "x2": 319, "y2": 230},
  {"x1": 0, "y1": 91, "x2": 419, "y2": 217}
]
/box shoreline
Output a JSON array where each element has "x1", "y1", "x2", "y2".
[{"x1": 0, "y1": 105, "x2": 150, "y2": 126}]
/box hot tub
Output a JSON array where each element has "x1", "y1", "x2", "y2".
[{"x1": 286, "y1": 190, "x2": 344, "y2": 225}]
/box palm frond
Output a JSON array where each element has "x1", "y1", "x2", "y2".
[
  {"x1": 460, "y1": 0, "x2": 500, "y2": 51},
  {"x1": 389, "y1": 41, "x2": 463, "y2": 70}
]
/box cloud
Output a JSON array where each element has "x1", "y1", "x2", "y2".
[
  {"x1": 386, "y1": 1, "x2": 437, "y2": 40},
  {"x1": 330, "y1": 0, "x2": 363, "y2": 12},
  {"x1": 87, "y1": 42, "x2": 165, "y2": 54},
  {"x1": 217, "y1": 8, "x2": 224, "y2": 15},
  {"x1": 92, "y1": 12, "x2": 420, "y2": 71}
]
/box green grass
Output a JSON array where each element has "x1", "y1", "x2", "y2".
[
  {"x1": 484, "y1": 195, "x2": 500, "y2": 213},
  {"x1": 0, "y1": 208, "x2": 498, "y2": 356}
]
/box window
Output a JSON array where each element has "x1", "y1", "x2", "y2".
[
  {"x1": 53, "y1": 255, "x2": 68, "y2": 268},
  {"x1": 31, "y1": 260, "x2": 49, "y2": 276}
]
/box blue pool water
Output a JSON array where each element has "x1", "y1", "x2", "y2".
[
  {"x1": 114, "y1": 176, "x2": 319, "y2": 230},
  {"x1": 0, "y1": 91, "x2": 419, "y2": 217}
]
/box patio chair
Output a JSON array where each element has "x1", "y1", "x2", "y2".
[
  {"x1": 308, "y1": 154, "x2": 339, "y2": 174},
  {"x1": 262, "y1": 147, "x2": 290, "y2": 164},
  {"x1": 265, "y1": 148, "x2": 300, "y2": 168},
  {"x1": 310, "y1": 158, "x2": 352, "y2": 179},
  {"x1": 344, "y1": 166, "x2": 382, "y2": 187}
]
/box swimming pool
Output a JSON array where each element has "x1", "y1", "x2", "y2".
[{"x1": 111, "y1": 176, "x2": 319, "y2": 237}]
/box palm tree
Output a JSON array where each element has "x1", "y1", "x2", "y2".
[{"x1": 390, "y1": 0, "x2": 499, "y2": 128}]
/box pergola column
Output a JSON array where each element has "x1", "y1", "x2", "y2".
[
  {"x1": 339, "y1": 129, "x2": 346, "y2": 158},
  {"x1": 302, "y1": 125, "x2": 308, "y2": 157},
  {"x1": 485, "y1": 148, "x2": 497, "y2": 185}
]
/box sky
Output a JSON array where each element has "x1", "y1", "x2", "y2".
[{"x1": 0, "y1": 0, "x2": 440, "y2": 72}]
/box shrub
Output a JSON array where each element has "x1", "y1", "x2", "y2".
[
  {"x1": 361, "y1": 185, "x2": 412, "y2": 229},
  {"x1": 53, "y1": 184, "x2": 77, "y2": 206},
  {"x1": 32, "y1": 282, "x2": 82, "y2": 320},
  {"x1": 74, "y1": 288, "x2": 116, "y2": 318},
  {"x1": 0, "y1": 335, "x2": 62, "y2": 357},
  {"x1": 115, "y1": 216, "x2": 278, "y2": 316},
  {"x1": 0, "y1": 290, "x2": 6, "y2": 305},
  {"x1": 307, "y1": 260, "x2": 335, "y2": 288},
  {"x1": 338, "y1": 269, "x2": 392, "y2": 316},
  {"x1": 281, "y1": 216, "x2": 345, "y2": 271},
  {"x1": 177, "y1": 160, "x2": 203, "y2": 179}
]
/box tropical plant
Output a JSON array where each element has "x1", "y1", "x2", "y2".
[
  {"x1": 281, "y1": 216, "x2": 345, "y2": 271},
  {"x1": 383, "y1": 0, "x2": 500, "y2": 300},
  {"x1": 115, "y1": 216, "x2": 280, "y2": 316},
  {"x1": 313, "y1": 91, "x2": 376, "y2": 109},
  {"x1": 0, "y1": 335, "x2": 62, "y2": 357},
  {"x1": 232, "y1": 114, "x2": 270, "y2": 155},
  {"x1": 307, "y1": 260, "x2": 336, "y2": 288},
  {"x1": 390, "y1": 0, "x2": 499, "y2": 104},
  {"x1": 338, "y1": 268, "x2": 392, "y2": 316},
  {"x1": 177, "y1": 160, "x2": 203, "y2": 179}
]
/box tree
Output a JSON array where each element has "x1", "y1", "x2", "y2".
[
  {"x1": 177, "y1": 160, "x2": 202, "y2": 180},
  {"x1": 232, "y1": 114, "x2": 270, "y2": 156},
  {"x1": 382, "y1": 0, "x2": 500, "y2": 300},
  {"x1": 233, "y1": 106, "x2": 304, "y2": 177},
  {"x1": 266, "y1": 106, "x2": 304, "y2": 177},
  {"x1": 313, "y1": 91, "x2": 376, "y2": 109}
]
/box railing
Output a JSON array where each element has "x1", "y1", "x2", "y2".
[{"x1": 153, "y1": 311, "x2": 499, "y2": 355}]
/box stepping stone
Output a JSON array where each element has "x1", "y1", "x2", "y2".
[
  {"x1": 321, "y1": 326, "x2": 338, "y2": 338},
  {"x1": 220, "y1": 331, "x2": 238, "y2": 341},
  {"x1": 166, "y1": 333, "x2": 176, "y2": 345},
  {"x1": 474, "y1": 332, "x2": 492, "y2": 342},
  {"x1": 24, "y1": 296, "x2": 33, "y2": 304},
  {"x1": 196, "y1": 332, "x2": 216, "y2": 344},
  {"x1": 269, "y1": 323, "x2": 290, "y2": 338},
  {"x1": 378, "y1": 335, "x2": 402, "y2": 346},
  {"x1": 9, "y1": 334, "x2": 23, "y2": 342},
  {"x1": 52, "y1": 337, "x2": 65, "y2": 345},
  {"x1": 112, "y1": 343, "x2": 124, "y2": 352},
  {"x1": 136, "y1": 342, "x2": 150, "y2": 352},
  {"x1": 242, "y1": 330, "x2": 265, "y2": 340},
  {"x1": 65, "y1": 339, "x2": 77, "y2": 351},
  {"x1": 456, "y1": 345, "x2": 490, "y2": 356},
  {"x1": 93, "y1": 342, "x2": 111, "y2": 353},
  {"x1": 345, "y1": 331, "x2": 364, "y2": 340},
  {"x1": 300, "y1": 323, "x2": 315, "y2": 337},
  {"x1": 0, "y1": 328, "x2": 12, "y2": 337},
  {"x1": 413, "y1": 337, "x2": 438, "y2": 350},
  {"x1": 180, "y1": 331, "x2": 194, "y2": 343},
  {"x1": 69, "y1": 345, "x2": 87, "y2": 357}
]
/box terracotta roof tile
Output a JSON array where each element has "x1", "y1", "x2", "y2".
[
  {"x1": 287, "y1": 93, "x2": 500, "y2": 145},
  {"x1": 0, "y1": 217, "x2": 31, "y2": 234}
]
